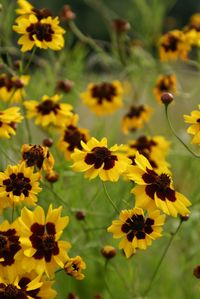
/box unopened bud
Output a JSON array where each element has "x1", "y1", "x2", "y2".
[
  {"x1": 13, "y1": 79, "x2": 24, "y2": 88},
  {"x1": 56, "y1": 79, "x2": 74, "y2": 93},
  {"x1": 112, "y1": 19, "x2": 130, "y2": 34},
  {"x1": 45, "y1": 171, "x2": 59, "y2": 183},
  {"x1": 101, "y1": 245, "x2": 117, "y2": 259},
  {"x1": 193, "y1": 265, "x2": 200, "y2": 279},
  {"x1": 43, "y1": 138, "x2": 53, "y2": 148},
  {"x1": 75, "y1": 210, "x2": 86, "y2": 221},
  {"x1": 180, "y1": 214, "x2": 190, "y2": 222},
  {"x1": 161, "y1": 92, "x2": 174, "y2": 105},
  {"x1": 94, "y1": 295, "x2": 102, "y2": 299},
  {"x1": 68, "y1": 293, "x2": 78, "y2": 299},
  {"x1": 13, "y1": 60, "x2": 21, "y2": 70},
  {"x1": 60, "y1": 5, "x2": 76, "y2": 22}
]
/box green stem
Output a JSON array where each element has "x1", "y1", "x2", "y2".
[
  {"x1": 21, "y1": 93, "x2": 32, "y2": 144},
  {"x1": 23, "y1": 47, "x2": 36, "y2": 73},
  {"x1": 143, "y1": 220, "x2": 182, "y2": 296},
  {"x1": 102, "y1": 181, "x2": 119, "y2": 213},
  {"x1": 165, "y1": 105, "x2": 200, "y2": 159},
  {"x1": 0, "y1": 144, "x2": 16, "y2": 163}
]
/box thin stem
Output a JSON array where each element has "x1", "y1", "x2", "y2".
[
  {"x1": 21, "y1": 93, "x2": 32, "y2": 144},
  {"x1": 0, "y1": 145, "x2": 16, "y2": 163},
  {"x1": 23, "y1": 47, "x2": 36, "y2": 73},
  {"x1": 143, "y1": 220, "x2": 182, "y2": 296},
  {"x1": 165, "y1": 105, "x2": 200, "y2": 159},
  {"x1": 102, "y1": 181, "x2": 119, "y2": 213}
]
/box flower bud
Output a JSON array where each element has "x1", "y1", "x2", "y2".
[
  {"x1": 56, "y1": 79, "x2": 74, "y2": 93},
  {"x1": 161, "y1": 92, "x2": 174, "y2": 105},
  {"x1": 43, "y1": 138, "x2": 53, "y2": 148},
  {"x1": 101, "y1": 245, "x2": 117, "y2": 259},
  {"x1": 112, "y1": 19, "x2": 130, "y2": 34},
  {"x1": 68, "y1": 293, "x2": 78, "y2": 299},
  {"x1": 45, "y1": 170, "x2": 59, "y2": 183},
  {"x1": 180, "y1": 214, "x2": 190, "y2": 222},
  {"x1": 60, "y1": 5, "x2": 76, "y2": 22},
  {"x1": 75, "y1": 210, "x2": 86, "y2": 221},
  {"x1": 193, "y1": 265, "x2": 200, "y2": 279}
]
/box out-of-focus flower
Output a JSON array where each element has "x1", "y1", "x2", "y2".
[
  {"x1": 127, "y1": 152, "x2": 191, "y2": 217},
  {"x1": 71, "y1": 137, "x2": 131, "y2": 182},
  {"x1": 107, "y1": 207, "x2": 165, "y2": 258},
  {"x1": 159, "y1": 30, "x2": 191, "y2": 61},
  {"x1": 112, "y1": 19, "x2": 131, "y2": 34},
  {"x1": 59, "y1": 5, "x2": 76, "y2": 22},
  {"x1": 0, "y1": 107, "x2": 23, "y2": 139},
  {"x1": 183, "y1": 13, "x2": 200, "y2": 46},
  {"x1": 13, "y1": 14, "x2": 65, "y2": 52},
  {"x1": 64, "y1": 256, "x2": 86, "y2": 280},
  {"x1": 101, "y1": 245, "x2": 117, "y2": 259},
  {"x1": 153, "y1": 74, "x2": 177, "y2": 103},
  {"x1": 184, "y1": 105, "x2": 200, "y2": 144},
  {"x1": 80, "y1": 81, "x2": 123, "y2": 115},
  {"x1": 24, "y1": 94, "x2": 73, "y2": 128},
  {"x1": 56, "y1": 79, "x2": 74, "y2": 94},
  {"x1": 122, "y1": 105, "x2": 153, "y2": 134}
]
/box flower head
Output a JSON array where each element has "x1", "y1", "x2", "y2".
[
  {"x1": 18, "y1": 205, "x2": 71, "y2": 277},
  {"x1": 80, "y1": 81, "x2": 123, "y2": 115},
  {"x1": 0, "y1": 162, "x2": 41, "y2": 211},
  {"x1": 183, "y1": 13, "x2": 200, "y2": 46},
  {"x1": 107, "y1": 207, "x2": 165, "y2": 258},
  {"x1": 153, "y1": 74, "x2": 177, "y2": 103},
  {"x1": 127, "y1": 152, "x2": 191, "y2": 217},
  {"x1": 0, "y1": 74, "x2": 29, "y2": 103},
  {"x1": 0, "y1": 107, "x2": 23, "y2": 139},
  {"x1": 159, "y1": 30, "x2": 191, "y2": 61},
  {"x1": 24, "y1": 94, "x2": 73, "y2": 128},
  {"x1": 13, "y1": 14, "x2": 65, "y2": 52},
  {"x1": 184, "y1": 105, "x2": 200, "y2": 144},
  {"x1": 122, "y1": 105, "x2": 152, "y2": 134},
  {"x1": 64, "y1": 256, "x2": 86, "y2": 280},
  {"x1": 71, "y1": 137, "x2": 131, "y2": 181}
]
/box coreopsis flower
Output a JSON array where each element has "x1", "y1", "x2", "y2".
[
  {"x1": 16, "y1": 0, "x2": 33, "y2": 16},
  {"x1": 0, "y1": 269, "x2": 57, "y2": 299},
  {"x1": 0, "y1": 74, "x2": 30, "y2": 103},
  {"x1": 184, "y1": 105, "x2": 200, "y2": 144},
  {"x1": 127, "y1": 152, "x2": 191, "y2": 217},
  {"x1": 71, "y1": 137, "x2": 131, "y2": 181},
  {"x1": 64, "y1": 256, "x2": 86, "y2": 280},
  {"x1": 0, "y1": 220, "x2": 22, "y2": 269},
  {"x1": 18, "y1": 205, "x2": 71, "y2": 277},
  {"x1": 24, "y1": 94, "x2": 73, "y2": 128},
  {"x1": 0, "y1": 162, "x2": 41, "y2": 211},
  {"x1": 16, "y1": 0, "x2": 53, "y2": 20},
  {"x1": 183, "y1": 13, "x2": 200, "y2": 46},
  {"x1": 57, "y1": 114, "x2": 90, "y2": 160},
  {"x1": 21, "y1": 144, "x2": 55, "y2": 175},
  {"x1": 107, "y1": 207, "x2": 165, "y2": 258},
  {"x1": 0, "y1": 107, "x2": 23, "y2": 139},
  {"x1": 80, "y1": 81, "x2": 123, "y2": 115},
  {"x1": 153, "y1": 74, "x2": 177, "y2": 103},
  {"x1": 122, "y1": 105, "x2": 153, "y2": 134},
  {"x1": 13, "y1": 14, "x2": 65, "y2": 52},
  {"x1": 124, "y1": 135, "x2": 170, "y2": 171},
  {"x1": 159, "y1": 30, "x2": 191, "y2": 61}
]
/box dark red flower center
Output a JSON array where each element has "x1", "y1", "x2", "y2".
[
  {"x1": 3, "y1": 173, "x2": 32, "y2": 197},
  {"x1": 121, "y1": 214, "x2": 154, "y2": 241},
  {"x1": 26, "y1": 22, "x2": 54, "y2": 42},
  {"x1": 91, "y1": 83, "x2": 117, "y2": 104},
  {"x1": 36, "y1": 99, "x2": 60, "y2": 115},
  {"x1": 30, "y1": 222, "x2": 59, "y2": 262},
  {"x1": 125, "y1": 105, "x2": 145, "y2": 119},
  {"x1": 23, "y1": 145, "x2": 46, "y2": 169},
  {"x1": 162, "y1": 35, "x2": 179, "y2": 52},
  {"x1": 0, "y1": 76, "x2": 24, "y2": 92},
  {"x1": 85, "y1": 146, "x2": 118, "y2": 170},
  {"x1": 32, "y1": 8, "x2": 53, "y2": 20},
  {"x1": 63, "y1": 125, "x2": 87, "y2": 152},
  {"x1": 130, "y1": 136, "x2": 157, "y2": 152}
]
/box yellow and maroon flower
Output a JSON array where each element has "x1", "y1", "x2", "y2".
[
  {"x1": 127, "y1": 152, "x2": 191, "y2": 217},
  {"x1": 0, "y1": 107, "x2": 23, "y2": 139},
  {"x1": 80, "y1": 81, "x2": 123, "y2": 115},
  {"x1": 0, "y1": 268, "x2": 57, "y2": 299},
  {"x1": 13, "y1": 14, "x2": 65, "y2": 52},
  {"x1": 107, "y1": 207, "x2": 165, "y2": 258},
  {"x1": 18, "y1": 205, "x2": 71, "y2": 277},
  {"x1": 16, "y1": 0, "x2": 53, "y2": 21},
  {"x1": 153, "y1": 74, "x2": 177, "y2": 103},
  {"x1": 159, "y1": 30, "x2": 191, "y2": 61},
  {"x1": 0, "y1": 74, "x2": 30, "y2": 103},
  {"x1": 24, "y1": 94, "x2": 73, "y2": 128},
  {"x1": 71, "y1": 137, "x2": 131, "y2": 181},
  {"x1": 184, "y1": 105, "x2": 200, "y2": 144},
  {"x1": 0, "y1": 162, "x2": 41, "y2": 211},
  {"x1": 183, "y1": 13, "x2": 200, "y2": 47},
  {"x1": 122, "y1": 105, "x2": 152, "y2": 134},
  {"x1": 64, "y1": 256, "x2": 86, "y2": 280},
  {"x1": 21, "y1": 144, "x2": 55, "y2": 175}
]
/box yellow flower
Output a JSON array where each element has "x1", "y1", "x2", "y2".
[
  {"x1": 159, "y1": 30, "x2": 191, "y2": 61},
  {"x1": 183, "y1": 13, "x2": 200, "y2": 46},
  {"x1": 0, "y1": 162, "x2": 41, "y2": 211},
  {"x1": 153, "y1": 74, "x2": 177, "y2": 103},
  {"x1": 18, "y1": 205, "x2": 71, "y2": 277},
  {"x1": 0, "y1": 107, "x2": 23, "y2": 139},
  {"x1": 16, "y1": 0, "x2": 33, "y2": 16},
  {"x1": 24, "y1": 94, "x2": 73, "y2": 128},
  {"x1": 0, "y1": 74, "x2": 30, "y2": 103},
  {"x1": 57, "y1": 114, "x2": 90, "y2": 160},
  {"x1": 80, "y1": 81, "x2": 123, "y2": 115},
  {"x1": 13, "y1": 14, "x2": 65, "y2": 52},
  {"x1": 21, "y1": 144, "x2": 55, "y2": 174},
  {"x1": 0, "y1": 268, "x2": 57, "y2": 299},
  {"x1": 122, "y1": 105, "x2": 153, "y2": 134},
  {"x1": 107, "y1": 207, "x2": 165, "y2": 258},
  {"x1": 184, "y1": 105, "x2": 200, "y2": 144},
  {"x1": 71, "y1": 137, "x2": 131, "y2": 181},
  {"x1": 127, "y1": 152, "x2": 191, "y2": 217},
  {"x1": 64, "y1": 256, "x2": 86, "y2": 280}
]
